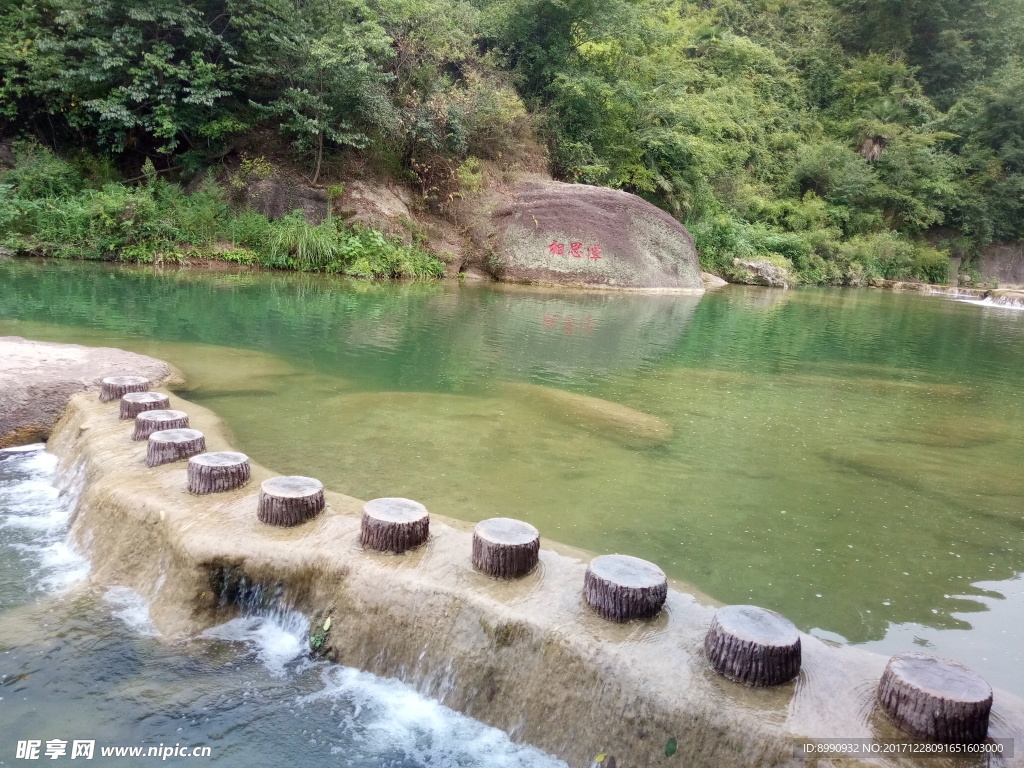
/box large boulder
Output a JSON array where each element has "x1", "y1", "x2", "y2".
[
  {"x1": 0, "y1": 337, "x2": 176, "y2": 448},
  {"x1": 489, "y1": 182, "x2": 703, "y2": 291},
  {"x1": 731, "y1": 258, "x2": 792, "y2": 289}
]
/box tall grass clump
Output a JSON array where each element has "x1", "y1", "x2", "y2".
[{"x1": 0, "y1": 144, "x2": 444, "y2": 279}]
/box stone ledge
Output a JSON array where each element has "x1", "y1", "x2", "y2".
[{"x1": 46, "y1": 388, "x2": 1024, "y2": 768}]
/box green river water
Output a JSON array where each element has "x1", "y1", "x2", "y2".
[{"x1": 2, "y1": 259, "x2": 1023, "y2": 695}]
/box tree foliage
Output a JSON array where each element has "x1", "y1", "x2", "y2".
[{"x1": 1, "y1": 0, "x2": 1023, "y2": 284}]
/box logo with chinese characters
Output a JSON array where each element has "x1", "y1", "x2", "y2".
[{"x1": 16, "y1": 740, "x2": 94, "y2": 760}]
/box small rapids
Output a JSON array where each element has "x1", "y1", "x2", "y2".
[
  {"x1": 0, "y1": 445, "x2": 567, "y2": 767},
  {"x1": 0, "y1": 444, "x2": 88, "y2": 601},
  {"x1": 958, "y1": 296, "x2": 1024, "y2": 310}
]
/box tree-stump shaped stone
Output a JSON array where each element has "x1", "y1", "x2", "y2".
[
  {"x1": 257, "y1": 476, "x2": 325, "y2": 527},
  {"x1": 360, "y1": 497, "x2": 429, "y2": 553},
  {"x1": 119, "y1": 391, "x2": 170, "y2": 420},
  {"x1": 878, "y1": 653, "x2": 992, "y2": 744},
  {"x1": 705, "y1": 605, "x2": 801, "y2": 686},
  {"x1": 472, "y1": 517, "x2": 540, "y2": 578},
  {"x1": 100, "y1": 375, "x2": 149, "y2": 403},
  {"x1": 133, "y1": 409, "x2": 189, "y2": 441},
  {"x1": 187, "y1": 452, "x2": 251, "y2": 495},
  {"x1": 583, "y1": 554, "x2": 667, "y2": 622},
  {"x1": 146, "y1": 428, "x2": 206, "y2": 467}
]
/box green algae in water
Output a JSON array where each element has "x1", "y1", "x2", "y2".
[{"x1": 1, "y1": 259, "x2": 1023, "y2": 693}]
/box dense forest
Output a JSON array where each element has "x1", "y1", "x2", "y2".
[{"x1": 1, "y1": 0, "x2": 1022, "y2": 283}]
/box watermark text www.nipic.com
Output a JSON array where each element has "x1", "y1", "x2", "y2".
[{"x1": 15, "y1": 740, "x2": 212, "y2": 760}]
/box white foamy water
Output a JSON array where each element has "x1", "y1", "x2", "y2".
[
  {"x1": 300, "y1": 666, "x2": 568, "y2": 768},
  {"x1": 200, "y1": 608, "x2": 312, "y2": 677},
  {"x1": 958, "y1": 297, "x2": 1024, "y2": 311},
  {"x1": 1, "y1": 445, "x2": 567, "y2": 766},
  {"x1": 198, "y1": 607, "x2": 567, "y2": 766},
  {"x1": 104, "y1": 585, "x2": 161, "y2": 636},
  {"x1": 0, "y1": 444, "x2": 89, "y2": 594}
]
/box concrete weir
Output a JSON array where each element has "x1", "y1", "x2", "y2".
[{"x1": 4, "y1": 341, "x2": 1024, "y2": 767}]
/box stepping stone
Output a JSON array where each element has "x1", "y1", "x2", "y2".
[
  {"x1": 257, "y1": 476, "x2": 325, "y2": 527},
  {"x1": 120, "y1": 391, "x2": 170, "y2": 420},
  {"x1": 187, "y1": 451, "x2": 251, "y2": 494},
  {"x1": 100, "y1": 375, "x2": 149, "y2": 403},
  {"x1": 146, "y1": 428, "x2": 206, "y2": 467},
  {"x1": 704, "y1": 604, "x2": 801, "y2": 686},
  {"x1": 583, "y1": 554, "x2": 667, "y2": 622},
  {"x1": 361, "y1": 497, "x2": 429, "y2": 553},
  {"x1": 878, "y1": 652, "x2": 992, "y2": 743},
  {"x1": 472, "y1": 517, "x2": 540, "y2": 579},
  {"x1": 133, "y1": 409, "x2": 189, "y2": 441}
]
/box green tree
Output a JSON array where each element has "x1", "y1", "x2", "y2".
[
  {"x1": 942, "y1": 60, "x2": 1024, "y2": 244},
  {"x1": 0, "y1": 0, "x2": 239, "y2": 159},
  {"x1": 230, "y1": 0, "x2": 392, "y2": 183}
]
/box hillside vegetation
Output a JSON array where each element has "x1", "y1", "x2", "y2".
[{"x1": 1, "y1": 0, "x2": 1022, "y2": 283}]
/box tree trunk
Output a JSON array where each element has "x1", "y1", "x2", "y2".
[
  {"x1": 312, "y1": 128, "x2": 323, "y2": 185},
  {"x1": 257, "y1": 476, "x2": 325, "y2": 527},
  {"x1": 187, "y1": 451, "x2": 251, "y2": 495},
  {"x1": 360, "y1": 497, "x2": 429, "y2": 553},
  {"x1": 146, "y1": 428, "x2": 206, "y2": 467},
  {"x1": 877, "y1": 653, "x2": 992, "y2": 743},
  {"x1": 119, "y1": 392, "x2": 170, "y2": 420},
  {"x1": 583, "y1": 554, "x2": 667, "y2": 622},
  {"x1": 133, "y1": 410, "x2": 189, "y2": 441},
  {"x1": 472, "y1": 518, "x2": 540, "y2": 579},
  {"x1": 100, "y1": 375, "x2": 149, "y2": 403},
  {"x1": 704, "y1": 605, "x2": 801, "y2": 687}
]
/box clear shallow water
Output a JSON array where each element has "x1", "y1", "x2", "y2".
[
  {"x1": 1, "y1": 260, "x2": 1023, "y2": 694},
  {"x1": 0, "y1": 446, "x2": 567, "y2": 767}
]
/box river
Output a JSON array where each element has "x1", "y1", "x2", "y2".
[{"x1": 1, "y1": 258, "x2": 1022, "y2": 701}]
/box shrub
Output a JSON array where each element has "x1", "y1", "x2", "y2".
[{"x1": 3, "y1": 142, "x2": 84, "y2": 198}]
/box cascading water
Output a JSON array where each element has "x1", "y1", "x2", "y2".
[
  {"x1": 959, "y1": 294, "x2": 1024, "y2": 310},
  {"x1": 0, "y1": 444, "x2": 88, "y2": 602},
  {"x1": 0, "y1": 450, "x2": 567, "y2": 767}
]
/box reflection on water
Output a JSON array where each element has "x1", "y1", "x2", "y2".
[
  {"x1": 2, "y1": 261, "x2": 1024, "y2": 694},
  {"x1": 859, "y1": 575, "x2": 1024, "y2": 687},
  {"x1": 0, "y1": 446, "x2": 567, "y2": 767}
]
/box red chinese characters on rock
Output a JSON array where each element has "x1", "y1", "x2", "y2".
[{"x1": 547, "y1": 242, "x2": 603, "y2": 262}]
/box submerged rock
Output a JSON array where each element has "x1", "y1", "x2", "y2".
[
  {"x1": 489, "y1": 181, "x2": 704, "y2": 291},
  {"x1": 505, "y1": 382, "x2": 674, "y2": 447}
]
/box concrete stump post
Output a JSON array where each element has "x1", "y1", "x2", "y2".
[
  {"x1": 583, "y1": 554, "x2": 667, "y2": 622},
  {"x1": 704, "y1": 605, "x2": 801, "y2": 686},
  {"x1": 187, "y1": 452, "x2": 251, "y2": 494},
  {"x1": 257, "y1": 476, "x2": 325, "y2": 527},
  {"x1": 100, "y1": 376, "x2": 149, "y2": 403},
  {"x1": 878, "y1": 653, "x2": 992, "y2": 743},
  {"x1": 360, "y1": 497, "x2": 429, "y2": 553},
  {"x1": 133, "y1": 410, "x2": 189, "y2": 441},
  {"x1": 472, "y1": 518, "x2": 540, "y2": 578},
  {"x1": 146, "y1": 428, "x2": 206, "y2": 467},
  {"x1": 119, "y1": 392, "x2": 170, "y2": 420}
]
